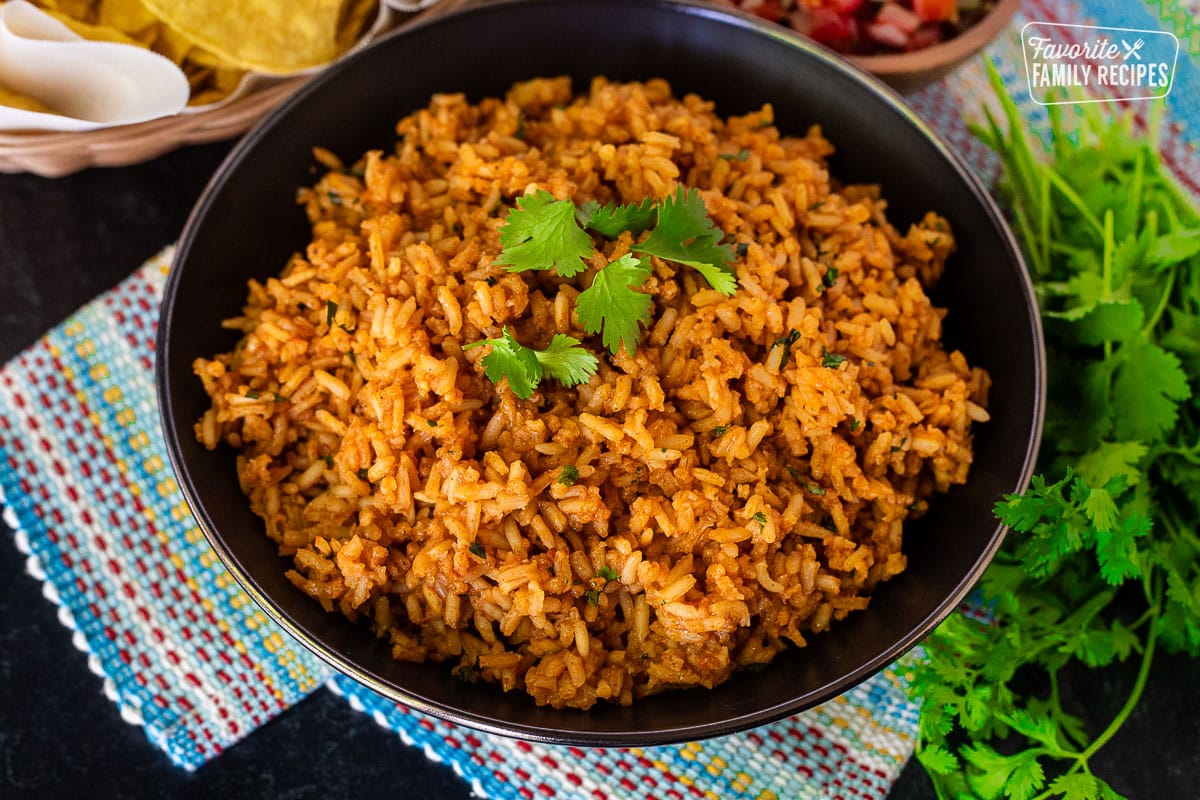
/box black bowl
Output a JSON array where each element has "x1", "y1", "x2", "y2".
[{"x1": 158, "y1": 0, "x2": 1044, "y2": 745}]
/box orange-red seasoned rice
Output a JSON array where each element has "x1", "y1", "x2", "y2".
[{"x1": 193, "y1": 77, "x2": 990, "y2": 709}]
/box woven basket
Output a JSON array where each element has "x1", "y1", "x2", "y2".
[{"x1": 0, "y1": 0, "x2": 467, "y2": 177}]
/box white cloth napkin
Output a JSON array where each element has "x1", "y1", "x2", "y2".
[{"x1": 0, "y1": 0, "x2": 189, "y2": 132}]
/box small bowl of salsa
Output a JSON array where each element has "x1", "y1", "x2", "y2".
[{"x1": 721, "y1": 0, "x2": 1021, "y2": 93}]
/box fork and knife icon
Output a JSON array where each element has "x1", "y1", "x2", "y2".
[{"x1": 1121, "y1": 38, "x2": 1146, "y2": 60}]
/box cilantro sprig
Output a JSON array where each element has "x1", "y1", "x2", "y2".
[
  {"x1": 486, "y1": 186, "x2": 738, "y2": 369},
  {"x1": 463, "y1": 328, "x2": 597, "y2": 400},
  {"x1": 632, "y1": 186, "x2": 737, "y2": 296},
  {"x1": 907, "y1": 61, "x2": 1200, "y2": 800}
]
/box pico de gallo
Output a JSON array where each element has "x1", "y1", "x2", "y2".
[{"x1": 718, "y1": 0, "x2": 998, "y2": 55}]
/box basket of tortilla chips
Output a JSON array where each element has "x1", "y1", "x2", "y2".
[{"x1": 0, "y1": 0, "x2": 460, "y2": 176}]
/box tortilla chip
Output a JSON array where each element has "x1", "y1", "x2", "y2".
[
  {"x1": 26, "y1": 0, "x2": 375, "y2": 107},
  {"x1": 0, "y1": 83, "x2": 55, "y2": 114},
  {"x1": 336, "y1": 0, "x2": 377, "y2": 51},
  {"x1": 35, "y1": 0, "x2": 100, "y2": 24},
  {"x1": 96, "y1": 0, "x2": 159, "y2": 39},
  {"x1": 137, "y1": 0, "x2": 371, "y2": 74},
  {"x1": 184, "y1": 65, "x2": 244, "y2": 105},
  {"x1": 41, "y1": 8, "x2": 145, "y2": 45},
  {"x1": 149, "y1": 25, "x2": 246, "y2": 104}
]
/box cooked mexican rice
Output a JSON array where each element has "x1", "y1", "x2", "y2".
[{"x1": 193, "y1": 77, "x2": 990, "y2": 709}]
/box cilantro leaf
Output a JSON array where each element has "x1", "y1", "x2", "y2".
[
  {"x1": 465, "y1": 328, "x2": 597, "y2": 399},
  {"x1": 578, "y1": 197, "x2": 657, "y2": 238},
  {"x1": 998, "y1": 709, "x2": 1061, "y2": 749},
  {"x1": 771, "y1": 329, "x2": 801, "y2": 369},
  {"x1": 915, "y1": 744, "x2": 960, "y2": 776},
  {"x1": 1095, "y1": 512, "x2": 1149, "y2": 585},
  {"x1": 465, "y1": 328, "x2": 542, "y2": 398},
  {"x1": 1072, "y1": 300, "x2": 1145, "y2": 345},
  {"x1": 1075, "y1": 441, "x2": 1147, "y2": 488},
  {"x1": 1159, "y1": 556, "x2": 1200, "y2": 654},
  {"x1": 995, "y1": 473, "x2": 1071, "y2": 533},
  {"x1": 1148, "y1": 228, "x2": 1200, "y2": 265},
  {"x1": 1046, "y1": 271, "x2": 1105, "y2": 318},
  {"x1": 1080, "y1": 484, "x2": 1120, "y2": 532},
  {"x1": 962, "y1": 745, "x2": 1043, "y2": 800},
  {"x1": 821, "y1": 348, "x2": 847, "y2": 368},
  {"x1": 1007, "y1": 752, "x2": 1047, "y2": 800},
  {"x1": 1161, "y1": 308, "x2": 1200, "y2": 377},
  {"x1": 557, "y1": 464, "x2": 579, "y2": 486},
  {"x1": 495, "y1": 190, "x2": 594, "y2": 277},
  {"x1": 1049, "y1": 774, "x2": 1101, "y2": 800},
  {"x1": 535, "y1": 334, "x2": 599, "y2": 387},
  {"x1": 634, "y1": 186, "x2": 737, "y2": 296},
  {"x1": 1069, "y1": 623, "x2": 1121, "y2": 668},
  {"x1": 1000, "y1": 480, "x2": 1080, "y2": 571},
  {"x1": 575, "y1": 253, "x2": 653, "y2": 355},
  {"x1": 1111, "y1": 341, "x2": 1191, "y2": 442},
  {"x1": 1071, "y1": 358, "x2": 1117, "y2": 447}
]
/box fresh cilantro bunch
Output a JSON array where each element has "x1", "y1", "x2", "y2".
[
  {"x1": 468, "y1": 186, "x2": 737, "y2": 396},
  {"x1": 907, "y1": 62, "x2": 1200, "y2": 800}
]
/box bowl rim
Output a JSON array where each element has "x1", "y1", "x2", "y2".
[{"x1": 158, "y1": 0, "x2": 1046, "y2": 745}]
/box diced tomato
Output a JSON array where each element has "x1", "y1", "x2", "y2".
[
  {"x1": 744, "y1": 0, "x2": 787, "y2": 23},
  {"x1": 906, "y1": 24, "x2": 945, "y2": 50},
  {"x1": 876, "y1": 2, "x2": 921, "y2": 34},
  {"x1": 866, "y1": 21, "x2": 911, "y2": 49},
  {"x1": 778, "y1": 0, "x2": 965, "y2": 54},
  {"x1": 912, "y1": 0, "x2": 958, "y2": 23},
  {"x1": 829, "y1": 0, "x2": 865, "y2": 14},
  {"x1": 804, "y1": 8, "x2": 858, "y2": 46}
]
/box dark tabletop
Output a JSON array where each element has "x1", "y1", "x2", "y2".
[{"x1": 2, "y1": 140, "x2": 1197, "y2": 800}]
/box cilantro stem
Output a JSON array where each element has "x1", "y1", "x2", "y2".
[
  {"x1": 1044, "y1": 240, "x2": 1089, "y2": 256},
  {"x1": 1101, "y1": 209, "x2": 1114, "y2": 302},
  {"x1": 1159, "y1": 168, "x2": 1200, "y2": 228},
  {"x1": 1157, "y1": 439, "x2": 1200, "y2": 464},
  {"x1": 1046, "y1": 668, "x2": 1089, "y2": 750},
  {"x1": 988, "y1": 67, "x2": 1044, "y2": 227},
  {"x1": 1047, "y1": 169, "x2": 1107, "y2": 241},
  {"x1": 1039, "y1": 168, "x2": 1051, "y2": 279},
  {"x1": 1141, "y1": 268, "x2": 1175, "y2": 336},
  {"x1": 1129, "y1": 147, "x2": 1145, "y2": 225},
  {"x1": 1147, "y1": 93, "x2": 1164, "y2": 149},
  {"x1": 1128, "y1": 604, "x2": 1158, "y2": 631},
  {"x1": 1012, "y1": 203, "x2": 1045, "y2": 278},
  {"x1": 1102, "y1": 209, "x2": 1115, "y2": 361},
  {"x1": 1025, "y1": 616, "x2": 1160, "y2": 800},
  {"x1": 1078, "y1": 592, "x2": 1160, "y2": 761},
  {"x1": 1036, "y1": 582, "x2": 1163, "y2": 800}
]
